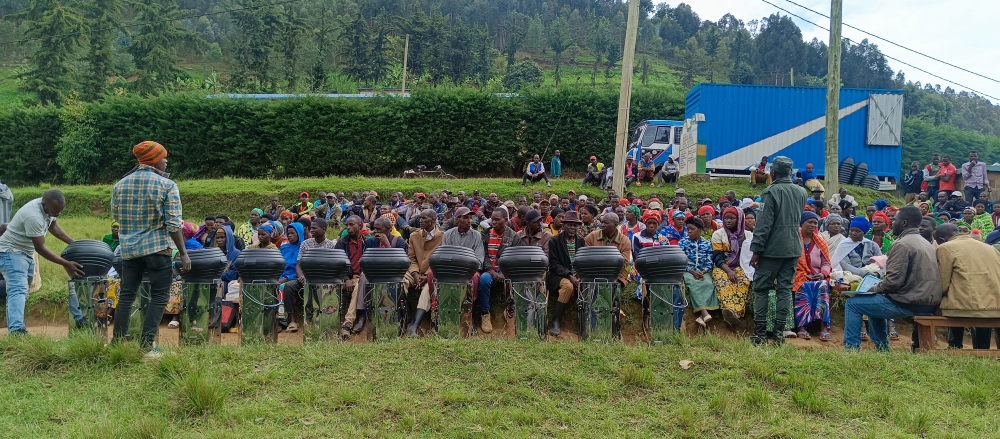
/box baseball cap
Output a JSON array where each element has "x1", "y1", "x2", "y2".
[
  {"x1": 525, "y1": 210, "x2": 543, "y2": 223},
  {"x1": 473, "y1": 189, "x2": 481, "y2": 195},
  {"x1": 674, "y1": 188, "x2": 686, "y2": 194},
  {"x1": 454, "y1": 207, "x2": 472, "y2": 217},
  {"x1": 952, "y1": 191, "x2": 964, "y2": 197},
  {"x1": 299, "y1": 191, "x2": 309, "y2": 197},
  {"x1": 415, "y1": 192, "x2": 426, "y2": 199},
  {"x1": 579, "y1": 195, "x2": 589, "y2": 202},
  {"x1": 568, "y1": 190, "x2": 577, "y2": 195},
  {"x1": 589, "y1": 156, "x2": 597, "y2": 161},
  {"x1": 648, "y1": 201, "x2": 662, "y2": 210}
]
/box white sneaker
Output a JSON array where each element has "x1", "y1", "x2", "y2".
[
  {"x1": 167, "y1": 320, "x2": 179, "y2": 329},
  {"x1": 782, "y1": 330, "x2": 797, "y2": 338},
  {"x1": 143, "y1": 347, "x2": 164, "y2": 361}
]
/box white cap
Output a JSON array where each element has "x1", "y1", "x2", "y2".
[{"x1": 579, "y1": 195, "x2": 589, "y2": 201}]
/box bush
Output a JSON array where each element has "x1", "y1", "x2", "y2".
[{"x1": 0, "y1": 88, "x2": 686, "y2": 186}]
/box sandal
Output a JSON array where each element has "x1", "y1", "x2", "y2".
[
  {"x1": 819, "y1": 331, "x2": 831, "y2": 342},
  {"x1": 695, "y1": 316, "x2": 706, "y2": 328},
  {"x1": 860, "y1": 329, "x2": 869, "y2": 341},
  {"x1": 797, "y1": 331, "x2": 811, "y2": 340},
  {"x1": 722, "y1": 308, "x2": 741, "y2": 327}
]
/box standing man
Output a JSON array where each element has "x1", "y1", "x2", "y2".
[
  {"x1": 843, "y1": 207, "x2": 941, "y2": 351},
  {"x1": 921, "y1": 155, "x2": 941, "y2": 201},
  {"x1": 937, "y1": 155, "x2": 958, "y2": 198},
  {"x1": 962, "y1": 150, "x2": 990, "y2": 204},
  {"x1": 749, "y1": 156, "x2": 807, "y2": 346},
  {"x1": 111, "y1": 141, "x2": 191, "y2": 356},
  {"x1": 903, "y1": 161, "x2": 924, "y2": 204},
  {"x1": 550, "y1": 150, "x2": 562, "y2": 179},
  {"x1": 0, "y1": 189, "x2": 84, "y2": 335},
  {"x1": 522, "y1": 154, "x2": 551, "y2": 187}
]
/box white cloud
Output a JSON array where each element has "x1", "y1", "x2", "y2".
[{"x1": 681, "y1": 0, "x2": 1000, "y2": 100}]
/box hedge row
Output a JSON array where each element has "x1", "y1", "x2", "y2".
[{"x1": 0, "y1": 88, "x2": 685, "y2": 186}]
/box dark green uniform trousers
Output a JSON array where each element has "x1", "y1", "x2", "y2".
[{"x1": 752, "y1": 257, "x2": 798, "y2": 342}]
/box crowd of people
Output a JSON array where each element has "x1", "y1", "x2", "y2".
[{"x1": 2, "y1": 143, "x2": 999, "y2": 358}]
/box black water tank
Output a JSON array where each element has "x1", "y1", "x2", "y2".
[
  {"x1": 360, "y1": 248, "x2": 410, "y2": 283},
  {"x1": 428, "y1": 245, "x2": 480, "y2": 284},
  {"x1": 61, "y1": 239, "x2": 114, "y2": 278},
  {"x1": 235, "y1": 248, "x2": 287, "y2": 283},
  {"x1": 298, "y1": 248, "x2": 351, "y2": 284},
  {"x1": 634, "y1": 245, "x2": 688, "y2": 284},
  {"x1": 177, "y1": 247, "x2": 228, "y2": 283},
  {"x1": 573, "y1": 246, "x2": 625, "y2": 283},
  {"x1": 498, "y1": 246, "x2": 548, "y2": 282}
]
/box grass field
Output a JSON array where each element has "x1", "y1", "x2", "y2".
[{"x1": 0, "y1": 333, "x2": 997, "y2": 438}]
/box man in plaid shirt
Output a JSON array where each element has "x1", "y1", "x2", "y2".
[{"x1": 111, "y1": 141, "x2": 191, "y2": 357}]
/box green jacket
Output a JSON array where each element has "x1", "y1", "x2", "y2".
[{"x1": 750, "y1": 176, "x2": 808, "y2": 258}]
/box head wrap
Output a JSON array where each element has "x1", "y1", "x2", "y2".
[
  {"x1": 963, "y1": 207, "x2": 976, "y2": 215},
  {"x1": 821, "y1": 213, "x2": 843, "y2": 232},
  {"x1": 685, "y1": 216, "x2": 705, "y2": 230},
  {"x1": 850, "y1": 216, "x2": 872, "y2": 234},
  {"x1": 722, "y1": 207, "x2": 745, "y2": 268},
  {"x1": 917, "y1": 202, "x2": 930, "y2": 211},
  {"x1": 873, "y1": 200, "x2": 888, "y2": 211},
  {"x1": 672, "y1": 210, "x2": 687, "y2": 219},
  {"x1": 838, "y1": 200, "x2": 852, "y2": 210},
  {"x1": 697, "y1": 205, "x2": 715, "y2": 216},
  {"x1": 642, "y1": 209, "x2": 662, "y2": 224},
  {"x1": 872, "y1": 211, "x2": 891, "y2": 226},
  {"x1": 628, "y1": 204, "x2": 641, "y2": 218},
  {"x1": 739, "y1": 198, "x2": 754, "y2": 210},
  {"x1": 251, "y1": 208, "x2": 264, "y2": 217},
  {"x1": 772, "y1": 156, "x2": 793, "y2": 175},
  {"x1": 258, "y1": 223, "x2": 275, "y2": 235},
  {"x1": 279, "y1": 211, "x2": 294, "y2": 220},
  {"x1": 800, "y1": 211, "x2": 820, "y2": 225},
  {"x1": 619, "y1": 199, "x2": 629, "y2": 207},
  {"x1": 133, "y1": 141, "x2": 167, "y2": 165},
  {"x1": 111, "y1": 221, "x2": 120, "y2": 228},
  {"x1": 885, "y1": 205, "x2": 899, "y2": 215},
  {"x1": 181, "y1": 221, "x2": 198, "y2": 239}
]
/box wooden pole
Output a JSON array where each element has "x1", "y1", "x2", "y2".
[
  {"x1": 612, "y1": 0, "x2": 640, "y2": 196},
  {"x1": 401, "y1": 34, "x2": 410, "y2": 94},
  {"x1": 825, "y1": 0, "x2": 843, "y2": 196}
]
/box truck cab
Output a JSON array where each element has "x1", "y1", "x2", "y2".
[{"x1": 626, "y1": 120, "x2": 683, "y2": 171}]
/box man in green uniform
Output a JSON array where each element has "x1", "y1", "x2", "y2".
[{"x1": 749, "y1": 156, "x2": 808, "y2": 345}]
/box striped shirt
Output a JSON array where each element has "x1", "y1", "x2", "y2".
[{"x1": 111, "y1": 165, "x2": 183, "y2": 260}]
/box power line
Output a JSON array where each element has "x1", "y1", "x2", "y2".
[
  {"x1": 758, "y1": 0, "x2": 1000, "y2": 101},
  {"x1": 779, "y1": 0, "x2": 1000, "y2": 85},
  {"x1": 0, "y1": 0, "x2": 306, "y2": 47}
]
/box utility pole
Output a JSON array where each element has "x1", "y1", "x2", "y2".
[
  {"x1": 790, "y1": 68, "x2": 794, "y2": 86},
  {"x1": 401, "y1": 34, "x2": 410, "y2": 94},
  {"x1": 612, "y1": 0, "x2": 640, "y2": 196},
  {"x1": 824, "y1": 0, "x2": 843, "y2": 196}
]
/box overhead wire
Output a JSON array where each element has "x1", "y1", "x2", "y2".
[
  {"x1": 0, "y1": 0, "x2": 307, "y2": 47},
  {"x1": 758, "y1": 0, "x2": 1000, "y2": 101},
  {"x1": 779, "y1": 0, "x2": 1000, "y2": 85}
]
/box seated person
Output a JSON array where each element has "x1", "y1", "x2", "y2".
[
  {"x1": 277, "y1": 222, "x2": 305, "y2": 332},
  {"x1": 442, "y1": 208, "x2": 487, "y2": 331},
  {"x1": 843, "y1": 207, "x2": 941, "y2": 352},
  {"x1": 581, "y1": 156, "x2": 605, "y2": 187},
  {"x1": 793, "y1": 212, "x2": 832, "y2": 341},
  {"x1": 678, "y1": 217, "x2": 719, "y2": 327},
  {"x1": 831, "y1": 217, "x2": 883, "y2": 283},
  {"x1": 546, "y1": 211, "x2": 585, "y2": 336},
  {"x1": 655, "y1": 157, "x2": 680, "y2": 187},
  {"x1": 247, "y1": 223, "x2": 278, "y2": 249},
  {"x1": 522, "y1": 154, "x2": 551, "y2": 187},
  {"x1": 935, "y1": 223, "x2": 1000, "y2": 350},
  {"x1": 405, "y1": 209, "x2": 445, "y2": 336},
  {"x1": 637, "y1": 152, "x2": 656, "y2": 186}
]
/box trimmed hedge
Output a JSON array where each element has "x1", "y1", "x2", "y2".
[{"x1": 0, "y1": 88, "x2": 685, "y2": 186}]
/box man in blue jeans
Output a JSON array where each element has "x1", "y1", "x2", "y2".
[
  {"x1": 0, "y1": 190, "x2": 84, "y2": 335},
  {"x1": 111, "y1": 141, "x2": 190, "y2": 358},
  {"x1": 843, "y1": 206, "x2": 942, "y2": 351}
]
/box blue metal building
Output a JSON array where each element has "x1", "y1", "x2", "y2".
[{"x1": 684, "y1": 84, "x2": 904, "y2": 178}]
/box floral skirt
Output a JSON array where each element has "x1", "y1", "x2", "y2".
[{"x1": 710, "y1": 267, "x2": 751, "y2": 317}]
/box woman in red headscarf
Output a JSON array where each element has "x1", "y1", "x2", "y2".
[
  {"x1": 697, "y1": 205, "x2": 720, "y2": 240},
  {"x1": 793, "y1": 211, "x2": 832, "y2": 341},
  {"x1": 710, "y1": 207, "x2": 752, "y2": 327},
  {"x1": 866, "y1": 211, "x2": 895, "y2": 255}
]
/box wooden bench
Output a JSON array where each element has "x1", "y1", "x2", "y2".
[{"x1": 913, "y1": 316, "x2": 1000, "y2": 357}]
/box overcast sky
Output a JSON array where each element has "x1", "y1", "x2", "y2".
[{"x1": 684, "y1": 0, "x2": 1000, "y2": 101}]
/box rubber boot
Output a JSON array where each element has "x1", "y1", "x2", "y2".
[
  {"x1": 408, "y1": 309, "x2": 426, "y2": 336},
  {"x1": 772, "y1": 321, "x2": 787, "y2": 346},
  {"x1": 751, "y1": 321, "x2": 768, "y2": 346},
  {"x1": 549, "y1": 302, "x2": 567, "y2": 336}
]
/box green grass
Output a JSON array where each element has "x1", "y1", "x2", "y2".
[
  {"x1": 0, "y1": 67, "x2": 33, "y2": 107},
  {"x1": 0, "y1": 334, "x2": 997, "y2": 437}
]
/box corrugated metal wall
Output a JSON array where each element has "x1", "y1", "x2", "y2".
[{"x1": 685, "y1": 84, "x2": 903, "y2": 177}]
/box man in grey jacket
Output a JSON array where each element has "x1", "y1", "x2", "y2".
[
  {"x1": 749, "y1": 156, "x2": 808, "y2": 345},
  {"x1": 843, "y1": 206, "x2": 942, "y2": 351}
]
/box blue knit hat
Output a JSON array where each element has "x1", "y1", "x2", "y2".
[{"x1": 850, "y1": 216, "x2": 872, "y2": 234}]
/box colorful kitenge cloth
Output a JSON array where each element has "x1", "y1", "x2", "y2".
[{"x1": 794, "y1": 280, "x2": 831, "y2": 328}]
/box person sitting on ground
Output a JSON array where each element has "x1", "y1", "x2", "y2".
[
  {"x1": 622, "y1": 156, "x2": 639, "y2": 187},
  {"x1": 248, "y1": 223, "x2": 278, "y2": 249},
  {"x1": 919, "y1": 216, "x2": 937, "y2": 244},
  {"x1": 581, "y1": 156, "x2": 605, "y2": 187},
  {"x1": 820, "y1": 214, "x2": 846, "y2": 250},
  {"x1": 792, "y1": 211, "x2": 833, "y2": 341},
  {"x1": 936, "y1": 223, "x2": 1000, "y2": 350},
  {"x1": 523, "y1": 154, "x2": 552, "y2": 187},
  {"x1": 276, "y1": 222, "x2": 305, "y2": 333},
  {"x1": 679, "y1": 216, "x2": 719, "y2": 328},
  {"x1": 843, "y1": 206, "x2": 941, "y2": 352},
  {"x1": 265, "y1": 195, "x2": 283, "y2": 218},
  {"x1": 478, "y1": 208, "x2": 522, "y2": 332},
  {"x1": 655, "y1": 157, "x2": 680, "y2": 188},
  {"x1": 943, "y1": 191, "x2": 970, "y2": 219},
  {"x1": 637, "y1": 152, "x2": 656, "y2": 186},
  {"x1": 181, "y1": 222, "x2": 203, "y2": 250},
  {"x1": 578, "y1": 205, "x2": 599, "y2": 236},
  {"x1": 749, "y1": 156, "x2": 771, "y2": 189},
  {"x1": 711, "y1": 207, "x2": 752, "y2": 328},
  {"x1": 546, "y1": 208, "x2": 564, "y2": 236},
  {"x1": 289, "y1": 192, "x2": 312, "y2": 217},
  {"x1": 621, "y1": 205, "x2": 643, "y2": 240},
  {"x1": 744, "y1": 210, "x2": 757, "y2": 232},
  {"x1": 963, "y1": 205, "x2": 994, "y2": 236},
  {"x1": 546, "y1": 211, "x2": 585, "y2": 336},
  {"x1": 405, "y1": 209, "x2": 444, "y2": 336},
  {"x1": 103, "y1": 222, "x2": 121, "y2": 251},
  {"x1": 829, "y1": 188, "x2": 858, "y2": 210}
]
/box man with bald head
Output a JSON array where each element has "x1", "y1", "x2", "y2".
[
  {"x1": 583, "y1": 212, "x2": 632, "y2": 288},
  {"x1": 405, "y1": 209, "x2": 444, "y2": 336}
]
